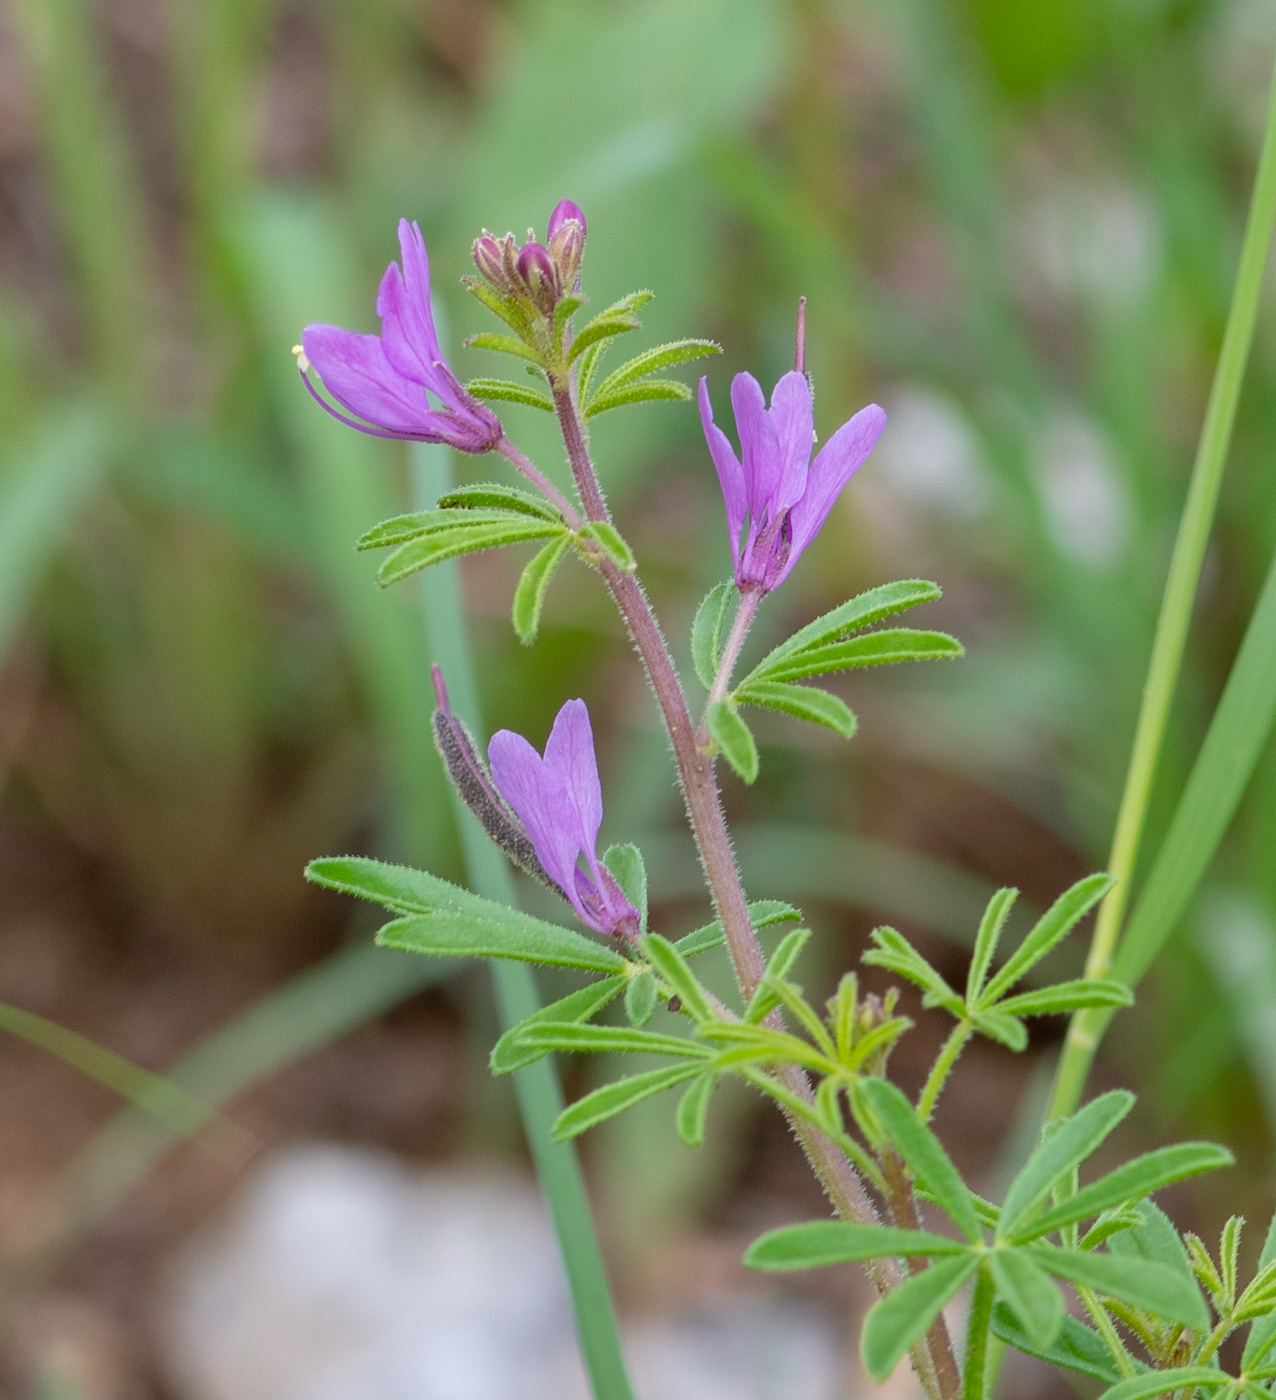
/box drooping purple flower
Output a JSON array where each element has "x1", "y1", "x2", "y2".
[
  {"x1": 488, "y1": 699, "x2": 639, "y2": 941},
  {"x1": 698, "y1": 370, "x2": 886, "y2": 593},
  {"x1": 297, "y1": 219, "x2": 502, "y2": 453}
]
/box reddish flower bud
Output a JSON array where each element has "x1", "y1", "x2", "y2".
[
  {"x1": 472, "y1": 231, "x2": 509, "y2": 288},
  {"x1": 547, "y1": 199, "x2": 587, "y2": 290},
  {"x1": 516, "y1": 241, "x2": 562, "y2": 312}
]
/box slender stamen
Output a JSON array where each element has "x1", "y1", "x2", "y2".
[{"x1": 795, "y1": 296, "x2": 807, "y2": 375}]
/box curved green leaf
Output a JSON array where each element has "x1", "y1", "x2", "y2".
[
  {"x1": 584, "y1": 378, "x2": 693, "y2": 419},
  {"x1": 552, "y1": 1061, "x2": 702, "y2": 1141},
  {"x1": 624, "y1": 969, "x2": 658, "y2": 1026},
  {"x1": 745, "y1": 1222, "x2": 968, "y2": 1270},
  {"x1": 672, "y1": 899, "x2": 801, "y2": 958},
  {"x1": 357, "y1": 507, "x2": 528, "y2": 549},
  {"x1": 642, "y1": 934, "x2": 715, "y2": 1022},
  {"x1": 1028, "y1": 1243, "x2": 1210, "y2": 1328},
  {"x1": 1094, "y1": 1371, "x2": 1234, "y2": 1400},
  {"x1": 981, "y1": 873, "x2": 1115, "y2": 1005},
  {"x1": 967, "y1": 889, "x2": 1018, "y2": 1005},
  {"x1": 579, "y1": 520, "x2": 636, "y2": 571},
  {"x1": 516, "y1": 1022, "x2": 710, "y2": 1057},
  {"x1": 590, "y1": 339, "x2": 721, "y2": 401},
  {"x1": 707, "y1": 700, "x2": 759, "y2": 783},
  {"x1": 438, "y1": 483, "x2": 562, "y2": 520},
  {"x1": 691, "y1": 580, "x2": 735, "y2": 691},
  {"x1": 735, "y1": 680, "x2": 857, "y2": 738},
  {"x1": 990, "y1": 1249, "x2": 1065, "y2": 1348},
  {"x1": 377, "y1": 520, "x2": 564, "y2": 586},
  {"x1": 676, "y1": 1073, "x2": 716, "y2": 1149},
  {"x1": 464, "y1": 331, "x2": 541, "y2": 363},
  {"x1": 512, "y1": 536, "x2": 570, "y2": 644},
  {"x1": 377, "y1": 912, "x2": 627, "y2": 974},
  {"x1": 465, "y1": 377, "x2": 555, "y2": 411},
  {"x1": 490, "y1": 977, "x2": 627, "y2": 1075},
  {"x1": 990, "y1": 1303, "x2": 1125, "y2": 1383},
  {"x1": 995, "y1": 981, "x2": 1133, "y2": 1017},
  {"x1": 753, "y1": 628, "x2": 963, "y2": 683},
  {"x1": 860, "y1": 1254, "x2": 982, "y2": 1381}
]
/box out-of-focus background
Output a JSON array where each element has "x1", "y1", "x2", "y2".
[{"x1": 0, "y1": 0, "x2": 1274, "y2": 1395}]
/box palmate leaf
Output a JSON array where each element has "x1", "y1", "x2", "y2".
[
  {"x1": 672, "y1": 899, "x2": 802, "y2": 958},
  {"x1": 589, "y1": 339, "x2": 721, "y2": 403},
  {"x1": 512, "y1": 536, "x2": 570, "y2": 644},
  {"x1": 490, "y1": 977, "x2": 627, "y2": 1074},
  {"x1": 745, "y1": 1222, "x2": 968, "y2": 1270},
  {"x1": 999, "y1": 1091, "x2": 1134, "y2": 1238},
  {"x1": 438, "y1": 483, "x2": 563, "y2": 520},
  {"x1": 552, "y1": 1061, "x2": 703, "y2": 1141},
  {"x1": 748, "y1": 629, "x2": 963, "y2": 684},
  {"x1": 706, "y1": 700, "x2": 759, "y2": 783},
  {"x1": 584, "y1": 378, "x2": 693, "y2": 419},
  {"x1": 858, "y1": 1079, "x2": 982, "y2": 1242},
  {"x1": 376, "y1": 520, "x2": 567, "y2": 586},
  {"x1": 735, "y1": 680, "x2": 857, "y2": 738},
  {"x1": 860, "y1": 1253, "x2": 982, "y2": 1381},
  {"x1": 1012, "y1": 1143, "x2": 1235, "y2": 1242},
  {"x1": 1027, "y1": 1243, "x2": 1210, "y2": 1328},
  {"x1": 465, "y1": 376, "x2": 555, "y2": 411},
  {"x1": 378, "y1": 912, "x2": 627, "y2": 974},
  {"x1": 691, "y1": 580, "x2": 735, "y2": 691},
  {"x1": 990, "y1": 1304, "x2": 1127, "y2": 1384}
]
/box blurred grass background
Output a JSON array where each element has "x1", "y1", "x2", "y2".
[{"x1": 1, "y1": 0, "x2": 1275, "y2": 1393}]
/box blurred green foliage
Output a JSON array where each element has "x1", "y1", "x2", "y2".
[{"x1": 2, "y1": 0, "x2": 1276, "y2": 1277}]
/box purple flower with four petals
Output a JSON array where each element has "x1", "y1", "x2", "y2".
[
  {"x1": 488, "y1": 699, "x2": 639, "y2": 941},
  {"x1": 298, "y1": 219, "x2": 503, "y2": 453},
  {"x1": 698, "y1": 370, "x2": 886, "y2": 594}
]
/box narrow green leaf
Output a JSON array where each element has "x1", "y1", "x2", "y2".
[
  {"x1": 863, "y1": 927, "x2": 964, "y2": 1017},
  {"x1": 1014, "y1": 1143, "x2": 1235, "y2": 1241},
  {"x1": 676, "y1": 1073, "x2": 716, "y2": 1149},
  {"x1": 603, "y1": 844, "x2": 647, "y2": 934},
  {"x1": 706, "y1": 701, "x2": 759, "y2": 784},
  {"x1": 357, "y1": 507, "x2": 527, "y2": 549},
  {"x1": 967, "y1": 889, "x2": 1018, "y2": 1006},
  {"x1": 512, "y1": 536, "x2": 570, "y2": 644},
  {"x1": 567, "y1": 314, "x2": 642, "y2": 363},
  {"x1": 1028, "y1": 1244, "x2": 1209, "y2": 1327},
  {"x1": 438, "y1": 483, "x2": 562, "y2": 520},
  {"x1": 552, "y1": 1061, "x2": 702, "y2": 1141},
  {"x1": 490, "y1": 977, "x2": 627, "y2": 1075},
  {"x1": 743, "y1": 928, "x2": 812, "y2": 1023},
  {"x1": 861, "y1": 1254, "x2": 982, "y2": 1380},
  {"x1": 735, "y1": 680, "x2": 858, "y2": 738},
  {"x1": 377, "y1": 912, "x2": 627, "y2": 975},
  {"x1": 377, "y1": 520, "x2": 564, "y2": 586},
  {"x1": 584, "y1": 378, "x2": 693, "y2": 419},
  {"x1": 981, "y1": 873, "x2": 1115, "y2": 1005},
  {"x1": 515, "y1": 1022, "x2": 710, "y2": 1058},
  {"x1": 579, "y1": 520, "x2": 636, "y2": 572},
  {"x1": 745, "y1": 1222, "x2": 969, "y2": 1270},
  {"x1": 999, "y1": 1091, "x2": 1135, "y2": 1239},
  {"x1": 753, "y1": 629, "x2": 963, "y2": 684},
  {"x1": 310, "y1": 854, "x2": 542, "y2": 923},
  {"x1": 859, "y1": 1079, "x2": 982, "y2": 1242},
  {"x1": 1244, "y1": 1213, "x2": 1276, "y2": 1369},
  {"x1": 990, "y1": 1304, "x2": 1125, "y2": 1383},
  {"x1": 642, "y1": 934, "x2": 715, "y2": 1022},
  {"x1": 464, "y1": 331, "x2": 541, "y2": 364},
  {"x1": 746, "y1": 581, "x2": 944, "y2": 678},
  {"x1": 465, "y1": 377, "x2": 555, "y2": 411},
  {"x1": 463, "y1": 275, "x2": 533, "y2": 336},
  {"x1": 995, "y1": 981, "x2": 1134, "y2": 1017},
  {"x1": 624, "y1": 969, "x2": 658, "y2": 1027},
  {"x1": 1079, "y1": 1208, "x2": 1145, "y2": 1251},
  {"x1": 990, "y1": 1249, "x2": 1066, "y2": 1348},
  {"x1": 695, "y1": 1022, "x2": 832, "y2": 1074},
  {"x1": 589, "y1": 339, "x2": 721, "y2": 402},
  {"x1": 969, "y1": 1009, "x2": 1028, "y2": 1051},
  {"x1": 691, "y1": 580, "x2": 735, "y2": 692},
  {"x1": 672, "y1": 900, "x2": 801, "y2": 958},
  {"x1": 1094, "y1": 1371, "x2": 1234, "y2": 1400},
  {"x1": 551, "y1": 294, "x2": 586, "y2": 354},
  {"x1": 576, "y1": 339, "x2": 608, "y2": 401}
]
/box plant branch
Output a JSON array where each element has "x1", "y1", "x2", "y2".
[{"x1": 1049, "y1": 46, "x2": 1276, "y2": 1122}]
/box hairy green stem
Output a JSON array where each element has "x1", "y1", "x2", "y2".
[
  {"x1": 1049, "y1": 48, "x2": 1276, "y2": 1122},
  {"x1": 962, "y1": 1266, "x2": 995, "y2": 1400},
  {"x1": 917, "y1": 1022, "x2": 973, "y2": 1123},
  {"x1": 549, "y1": 381, "x2": 960, "y2": 1400},
  {"x1": 1077, "y1": 1285, "x2": 1138, "y2": 1381}
]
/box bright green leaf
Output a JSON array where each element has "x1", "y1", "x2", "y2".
[
  {"x1": 515, "y1": 1022, "x2": 710, "y2": 1058},
  {"x1": 357, "y1": 507, "x2": 526, "y2": 550},
  {"x1": 377, "y1": 912, "x2": 627, "y2": 974},
  {"x1": 735, "y1": 680, "x2": 858, "y2": 738},
  {"x1": 465, "y1": 377, "x2": 555, "y2": 411},
  {"x1": 579, "y1": 520, "x2": 636, "y2": 572},
  {"x1": 753, "y1": 629, "x2": 963, "y2": 684},
  {"x1": 438, "y1": 482, "x2": 562, "y2": 520},
  {"x1": 377, "y1": 520, "x2": 565, "y2": 586},
  {"x1": 512, "y1": 536, "x2": 571, "y2": 644},
  {"x1": 990, "y1": 1304, "x2": 1125, "y2": 1383},
  {"x1": 706, "y1": 701, "x2": 759, "y2": 784},
  {"x1": 745, "y1": 1222, "x2": 969, "y2": 1270},
  {"x1": 862, "y1": 928, "x2": 964, "y2": 1017},
  {"x1": 672, "y1": 900, "x2": 801, "y2": 958},
  {"x1": 584, "y1": 377, "x2": 693, "y2": 418},
  {"x1": 1094, "y1": 1371, "x2": 1234, "y2": 1400},
  {"x1": 464, "y1": 331, "x2": 541, "y2": 364},
  {"x1": 642, "y1": 934, "x2": 715, "y2": 1022},
  {"x1": 625, "y1": 969, "x2": 658, "y2": 1027},
  {"x1": 590, "y1": 338, "x2": 721, "y2": 401},
  {"x1": 691, "y1": 580, "x2": 735, "y2": 691},
  {"x1": 995, "y1": 981, "x2": 1134, "y2": 1017},
  {"x1": 1027, "y1": 1243, "x2": 1210, "y2": 1328},
  {"x1": 981, "y1": 873, "x2": 1115, "y2": 1005},
  {"x1": 490, "y1": 977, "x2": 627, "y2": 1074},
  {"x1": 860, "y1": 1254, "x2": 981, "y2": 1380},
  {"x1": 967, "y1": 888, "x2": 1018, "y2": 1005},
  {"x1": 676, "y1": 1073, "x2": 716, "y2": 1149},
  {"x1": 990, "y1": 1249, "x2": 1065, "y2": 1348},
  {"x1": 552, "y1": 1061, "x2": 702, "y2": 1141}
]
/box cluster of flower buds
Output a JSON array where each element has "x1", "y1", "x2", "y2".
[{"x1": 472, "y1": 199, "x2": 587, "y2": 316}]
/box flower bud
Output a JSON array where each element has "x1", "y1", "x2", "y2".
[
  {"x1": 472, "y1": 232, "x2": 510, "y2": 288},
  {"x1": 547, "y1": 198, "x2": 587, "y2": 242},
  {"x1": 547, "y1": 200, "x2": 587, "y2": 289},
  {"x1": 516, "y1": 241, "x2": 562, "y2": 313}
]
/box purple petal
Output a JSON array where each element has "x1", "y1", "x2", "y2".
[
  {"x1": 487, "y1": 729, "x2": 583, "y2": 905},
  {"x1": 698, "y1": 378, "x2": 746, "y2": 571},
  {"x1": 779, "y1": 402, "x2": 887, "y2": 586},
  {"x1": 768, "y1": 371, "x2": 815, "y2": 512},
  {"x1": 730, "y1": 373, "x2": 781, "y2": 519},
  {"x1": 301, "y1": 324, "x2": 437, "y2": 436},
  {"x1": 377, "y1": 221, "x2": 445, "y2": 389},
  {"x1": 548, "y1": 199, "x2": 587, "y2": 240},
  {"x1": 543, "y1": 699, "x2": 603, "y2": 858}
]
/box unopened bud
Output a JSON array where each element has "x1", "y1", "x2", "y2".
[
  {"x1": 472, "y1": 232, "x2": 509, "y2": 288},
  {"x1": 516, "y1": 241, "x2": 561, "y2": 313}
]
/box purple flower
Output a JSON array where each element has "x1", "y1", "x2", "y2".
[
  {"x1": 698, "y1": 370, "x2": 886, "y2": 593},
  {"x1": 297, "y1": 219, "x2": 502, "y2": 453},
  {"x1": 488, "y1": 699, "x2": 639, "y2": 941}
]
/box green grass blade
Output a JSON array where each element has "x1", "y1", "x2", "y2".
[
  {"x1": 411, "y1": 440, "x2": 636, "y2": 1400},
  {"x1": 1050, "y1": 47, "x2": 1276, "y2": 1121}
]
